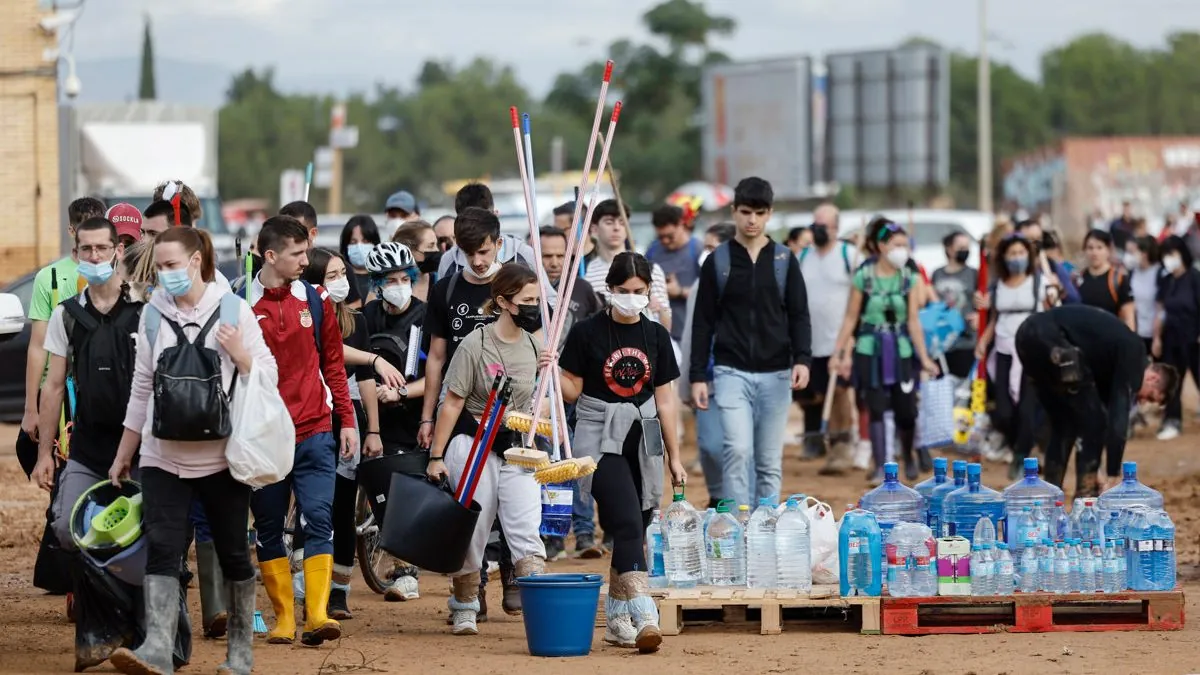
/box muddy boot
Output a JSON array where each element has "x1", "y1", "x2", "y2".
[
  {"x1": 450, "y1": 573, "x2": 481, "y2": 635},
  {"x1": 801, "y1": 434, "x2": 825, "y2": 460},
  {"x1": 196, "y1": 541, "x2": 228, "y2": 639},
  {"x1": 818, "y1": 434, "x2": 854, "y2": 476},
  {"x1": 258, "y1": 558, "x2": 296, "y2": 644},
  {"x1": 603, "y1": 568, "x2": 636, "y2": 648},
  {"x1": 109, "y1": 574, "x2": 180, "y2": 675},
  {"x1": 215, "y1": 578, "x2": 255, "y2": 675},
  {"x1": 328, "y1": 563, "x2": 353, "y2": 621},
  {"x1": 300, "y1": 554, "x2": 341, "y2": 646},
  {"x1": 621, "y1": 571, "x2": 661, "y2": 654},
  {"x1": 500, "y1": 560, "x2": 521, "y2": 616}
]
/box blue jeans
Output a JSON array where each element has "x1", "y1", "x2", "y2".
[
  {"x1": 713, "y1": 366, "x2": 791, "y2": 507},
  {"x1": 251, "y1": 431, "x2": 337, "y2": 561},
  {"x1": 191, "y1": 500, "x2": 213, "y2": 544},
  {"x1": 696, "y1": 385, "x2": 755, "y2": 504}
]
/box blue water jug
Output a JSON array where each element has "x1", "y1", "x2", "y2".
[{"x1": 839, "y1": 508, "x2": 883, "y2": 597}]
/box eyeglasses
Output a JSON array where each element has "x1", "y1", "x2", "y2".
[{"x1": 78, "y1": 244, "x2": 115, "y2": 256}]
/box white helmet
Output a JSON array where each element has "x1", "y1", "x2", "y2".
[{"x1": 365, "y1": 242, "x2": 417, "y2": 277}]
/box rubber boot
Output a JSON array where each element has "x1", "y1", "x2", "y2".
[
  {"x1": 603, "y1": 568, "x2": 636, "y2": 648},
  {"x1": 328, "y1": 563, "x2": 353, "y2": 620},
  {"x1": 109, "y1": 574, "x2": 180, "y2": 675},
  {"x1": 258, "y1": 558, "x2": 296, "y2": 644},
  {"x1": 501, "y1": 560, "x2": 522, "y2": 616},
  {"x1": 621, "y1": 571, "x2": 662, "y2": 654},
  {"x1": 196, "y1": 540, "x2": 228, "y2": 639},
  {"x1": 898, "y1": 427, "x2": 919, "y2": 481},
  {"x1": 215, "y1": 578, "x2": 255, "y2": 675},
  {"x1": 868, "y1": 421, "x2": 887, "y2": 486},
  {"x1": 300, "y1": 554, "x2": 341, "y2": 646},
  {"x1": 450, "y1": 573, "x2": 481, "y2": 636}
]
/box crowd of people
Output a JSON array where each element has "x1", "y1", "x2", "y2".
[{"x1": 14, "y1": 175, "x2": 1187, "y2": 672}]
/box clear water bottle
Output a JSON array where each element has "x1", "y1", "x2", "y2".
[
  {"x1": 663, "y1": 492, "x2": 703, "y2": 588},
  {"x1": 943, "y1": 463, "x2": 1007, "y2": 545},
  {"x1": 1037, "y1": 538, "x2": 1055, "y2": 592},
  {"x1": 1097, "y1": 461, "x2": 1164, "y2": 513},
  {"x1": 971, "y1": 543, "x2": 993, "y2": 596},
  {"x1": 928, "y1": 460, "x2": 967, "y2": 536},
  {"x1": 859, "y1": 462, "x2": 925, "y2": 572},
  {"x1": 1067, "y1": 498, "x2": 1085, "y2": 540},
  {"x1": 1012, "y1": 507, "x2": 1038, "y2": 557},
  {"x1": 1091, "y1": 540, "x2": 1105, "y2": 592},
  {"x1": 913, "y1": 529, "x2": 937, "y2": 597},
  {"x1": 1066, "y1": 540, "x2": 1082, "y2": 592},
  {"x1": 1128, "y1": 508, "x2": 1175, "y2": 591},
  {"x1": 1002, "y1": 457, "x2": 1065, "y2": 553},
  {"x1": 1102, "y1": 540, "x2": 1120, "y2": 593},
  {"x1": 994, "y1": 543, "x2": 1014, "y2": 595},
  {"x1": 885, "y1": 522, "x2": 935, "y2": 597},
  {"x1": 775, "y1": 498, "x2": 812, "y2": 591},
  {"x1": 1079, "y1": 541, "x2": 1096, "y2": 593},
  {"x1": 886, "y1": 538, "x2": 911, "y2": 598},
  {"x1": 705, "y1": 502, "x2": 744, "y2": 586},
  {"x1": 1113, "y1": 534, "x2": 1129, "y2": 591},
  {"x1": 1032, "y1": 501, "x2": 1050, "y2": 542},
  {"x1": 645, "y1": 509, "x2": 667, "y2": 588},
  {"x1": 1104, "y1": 510, "x2": 1124, "y2": 549},
  {"x1": 1078, "y1": 501, "x2": 1102, "y2": 545},
  {"x1": 1052, "y1": 501, "x2": 1070, "y2": 542},
  {"x1": 1018, "y1": 543, "x2": 1038, "y2": 592},
  {"x1": 700, "y1": 507, "x2": 717, "y2": 584},
  {"x1": 746, "y1": 498, "x2": 778, "y2": 589},
  {"x1": 1053, "y1": 542, "x2": 1070, "y2": 594},
  {"x1": 839, "y1": 507, "x2": 883, "y2": 597}
]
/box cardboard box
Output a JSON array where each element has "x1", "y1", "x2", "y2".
[{"x1": 936, "y1": 536, "x2": 971, "y2": 596}]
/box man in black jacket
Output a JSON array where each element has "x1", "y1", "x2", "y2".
[{"x1": 689, "y1": 177, "x2": 812, "y2": 506}]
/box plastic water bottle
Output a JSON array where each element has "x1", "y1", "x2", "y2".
[
  {"x1": 1051, "y1": 500, "x2": 1069, "y2": 541},
  {"x1": 705, "y1": 502, "x2": 744, "y2": 586},
  {"x1": 1113, "y1": 534, "x2": 1129, "y2": 591},
  {"x1": 700, "y1": 507, "x2": 717, "y2": 584},
  {"x1": 1037, "y1": 539, "x2": 1055, "y2": 592},
  {"x1": 775, "y1": 498, "x2": 812, "y2": 591},
  {"x1": 942, "y1": 463, "x2": 1007, "y2": 545},
  {"x1": 1098, "y1": 461, "x2": 1164, "y2": 513},
  {"x1": 1032, "y1": 501, "x2": 1050, "y2": 542},
  {"x1": 994, "y1": 543, "x2": 1014, "y2": 595},
  {"x1": 839, "y1": 508, "x2": 883, "y2": 597},
  {"x1": 1066, "y1": 540, "x2": 1082, "y2": 592},
  {"x1": 1128, "y1": 508, "x2": 1175, "y2": 591},
  {"x1": 1067, "y1": 498, "x2": 1085, "y2": 540},
  {"x1": 886, "y1": 536, "x2": 911, "y2": 598},
  {"x1": 1078, "y1": 501, "x2": 1102, "y2": 545},
  {"x1": 913, "y1": 529, "x2": 937, "y2": 597},
  {"x1": 1102, "y1": 540, "x2": 1120, "y2": 593},
  {"x1": 1018, "y1": 543, "x2": 1038, "y2": 592},
  {"x1": 1053, "y1": 542, "x2": 1069, "y2": 593},
  {"x1": 915, "y1": 457, "x2": 949, "y2": 523},
  {"x1": 928, "y1": 460, "x2": 967, "y2": 536},
  {"x1": 1002, "y1": 457, "x2": 1065, "y2": 553},
  {"x1": 746, "y1": 499, "x2": 778, "y2": 589},
  {"x1": 885, "y1": 522, "x2": 935, "y2": 597},
  {"x1": 1012, "y1": 507, "x2": 1038, "y2": 557},
  {"x1": 971, "y1": 543, "x2": 993, "y2": 596},
  {"x1": 1079, "y1": 541, "x2": 1096, "y2": 593},
  {"x1": 859, "y1": 463, "x2": 925, "y2": 573},
  {"x1": 663, "y1": 493, "x2": 703, "y2": 588},
  {"x1": 645, "y1": 509, "x2": 668, "y2": 588}
]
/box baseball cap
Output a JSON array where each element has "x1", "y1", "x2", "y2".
[
  {"x1": 106, "y1": 203, "x2": 143, "y2": 241},
  {"x1": 385, "y1": 190, "x2": 417, "y2": 214}
]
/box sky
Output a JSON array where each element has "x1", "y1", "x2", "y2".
[{"x1": 59, "y1": 0, "x2": 1200, "y2": 105}]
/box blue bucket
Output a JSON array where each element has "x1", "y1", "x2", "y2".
[{"x1": 517, "y1": 573, "x2": 602, "y2": 657}]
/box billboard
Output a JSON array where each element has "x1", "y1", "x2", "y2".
[
  {"x1": 825, "y1": 44, "x2": 950, "y2": 190},
  {"x1": 701, "y1": 57, "x2": 813, "y2": 200}
]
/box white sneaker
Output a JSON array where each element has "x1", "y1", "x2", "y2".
[
  {"x1": 1157, "y1": 425, "x2": 1180, "y2": 441},
  {"x1": 852, "y1": 440, "x2": 872, "y2": 470},
  {"x1": 604, "y1": 614, "x2": 637, "y2": 648},
  {"x1": 485, "y1": 561, "x2": 499, "y2": 575},
  {"x1": 451, "y1": 609, "x2": 478, "y2": 635},
  {"x1": 385, "y1": 575, "x2": 420, "y2": 602}
]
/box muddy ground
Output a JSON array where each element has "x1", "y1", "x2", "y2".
[{"x1": 1, "y1": 393, "x2": 1199, "y2": 675}]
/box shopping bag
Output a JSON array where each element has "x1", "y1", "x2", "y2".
[
  {"x1": 227, "y1": 366, "x2": 295, "y2": 488},
  {"x1": 805, "y1": 496, "x2": 840, "y2": 585},
  {"x1": 918, "y1": 375, "x2": 956, "y2": 451}
]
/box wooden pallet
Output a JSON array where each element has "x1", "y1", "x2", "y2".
[
  {"x1": 881, "y1": 589, "x2": 1185, "y2": 635},
  {"x1": 653, "y1": 585, "x2": 881, "y2": 636}
]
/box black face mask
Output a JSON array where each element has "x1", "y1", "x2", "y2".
[
  {"x1": 953, "y1": 249, "x2": 970, "y2": 264},
  {"x1": 811, "y1": 225, "x2": 831, "y2": 248},
  {"x1": 512, "y1": 303, "x2": 542, "y2": 333},
  {"x1": 418, "y1": 250, "x2": 443, "y2": 274}
]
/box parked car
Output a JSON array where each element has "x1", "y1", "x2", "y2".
[{"x1": 0, "y1": 273, "x2": 35, "y2": 422}]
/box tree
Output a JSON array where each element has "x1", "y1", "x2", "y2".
[
  {"x1": 1042, "y1": 34, "x2": 1152, "y2": 136},
  {"x1": 138, "y1": 14, "x2": 156, "y2": 100}
]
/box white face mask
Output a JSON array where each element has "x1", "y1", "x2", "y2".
[
  {"x1": 464, "y1": 261, "x2": 501, "y2": 280},
  {"x1": 325, "y1": 277, "x2": 351, "y2": 303},
  {"x1": 382, "y1": 284, "x2": 413, "y2": 309},
  {"x1": 885, "y1": 247, "x2": 910, "y2": 269},
  {"x1": 1123, "y1": 251, "x2": 1140, "y2": 270},
  {"x1": 386, "y1": 218, "x2": 406, "y2": 230},
  {"x1": 610, "y1": 292, "x2": 650, "y2": 318},
  {"x1": 1163, "y1": 254, "x2": 1182, "y2": 273}
]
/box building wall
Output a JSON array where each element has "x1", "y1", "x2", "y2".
[{"x1": 0, "y1": 0, "x2": 60, "y2": 284}]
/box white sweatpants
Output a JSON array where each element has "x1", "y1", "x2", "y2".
[{"x1": 444, "y1": 434, "x2": 545, "y2": 577}]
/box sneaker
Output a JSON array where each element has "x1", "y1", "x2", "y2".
[
  {"x1": 451, "y1": 609, "x2": 479, "y2": 636},
  {"x1": 852, "y1": 440, "x2": 872, "y2": 470},
  {"x1": 575, "y1": 534, "x2": 603, "y2": 559},
  {"x1": 1157, "y1": 424, "x2": 1181, "y2": 441},
  {"x1": 544, "y1": 538, "x2": 567, "y2": 562},
  {"x1": 604, "y1": 614, "x2": 637, "y2": 648},
  {"x1": 384, "y1": 575, "x2": 420, "y2": 602},
  {"x1": 445, "y1": 588, "x2": 488, "y2": 624}
]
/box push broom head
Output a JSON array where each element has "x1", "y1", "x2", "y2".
[
  {"x1": 503, "y1": 446, "x2": 551, "y2": 470},
  {"x1": 533, "y1": 457, "x2": 597, "y2": 485},
  {"x1": 505, "y1": 411, "x2": 554, "y2": 438}
]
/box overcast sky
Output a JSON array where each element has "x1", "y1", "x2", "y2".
[{"x1": 64, "y1": 0, "x2": 1198, "y2": 102}]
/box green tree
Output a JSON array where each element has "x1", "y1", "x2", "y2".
[
  {"x1": 1042, "y1": 33, "x2": 1152, "y2": 135},
  {"x1": 138, "y1": 14, "x2": 156, "y2": 100}
]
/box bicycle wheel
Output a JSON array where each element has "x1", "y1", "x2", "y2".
[{"x1": 355, "y1": 488, "x2": 394, "y2": 595}]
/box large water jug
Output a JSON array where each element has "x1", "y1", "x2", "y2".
[
  {"x1": 746, "y1": 498, "x2": 778, "y2": 589},
  {"x1": 663, "y1": 492, "x2": 703, "y2": 588},
  {"x1": 1002, "y1": 457, "x2": 1064, "y2": 553},
  {"x1": 705, "y1": 502, "x2": 745, "y2": 586},
  {"x1": 942, "y1": 463, "x2": 1007, "y2": 545},
  {"x1": 839, "y1": 508, "x2": 883, "y2": 597},
  {"x1": 775, "y1": 498, "x2": 812, "y2": 591},
  {"x1": 928, "y1": 460, "x2": 968, "y2": 536},
  {"x1": 914, "y1": 457, "x2": 949, "y2": 503},
  {"x1": 859, "y1": 462, "x2": 925, "y2": 549},
  {"x1": 1098, "y1": 461, "x2": 1164, "y2": 513}
]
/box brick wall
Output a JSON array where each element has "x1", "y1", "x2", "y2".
[{"x1": 0, "y1": 0, "x2": 60, "y2": 285}]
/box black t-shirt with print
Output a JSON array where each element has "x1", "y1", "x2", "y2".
[
  {"x1": 560, "y1": 310, "x2": 680, "y2": 406},
  {"x1": 425, "y1": 273, "x2": 496, "y2": 373},
  {"x1": 1076, "y1": 268, "x2": 1133, "y2": 316},
  {"x1": 363, "y1": 298, "x2": 427, "y2": 450}
]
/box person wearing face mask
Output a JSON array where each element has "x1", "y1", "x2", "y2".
[
  {"x1": 931, "y1": 232, "x2": 979, "y2": 379},
  {"x1": 436, "y1": 183, "x2": 538, "y2": 279},
  {"x1": 339, "y1": 215, "x2": 383, "y2": 309},
  {"x1": 976, "y1": 234, "x2": 1050, "y2": 478},
  {"x1": 831, "y1": 218, "x2": 938, "y2": 484},
  {"x1": 1150, "y1": 236, "x2": 1200, "y2": 441},
  {"x1": 300, "y1": 248, "x2": 382, "y2": 621},
  {"x1": 1123, "y1": 235, "x2": 1162, "y2": 357},
  {"x1": 1074, "y1": 230, "x2": 1134, "y2": 331},
  {"x1": 645, "y1": 204, "x2": 700, "y2": 345},
  {"x1": 583, "y1": 200, "x2": 672, "y2": 331},
  {"x1": 541, "y1": 252, "x2": 685, "y2": 652},
  {"x1": 425, "y1": 263, "x2": 547, "y2": 636},
  {"x1": 107, "y1": 226, "x2": 274, "y2": 675},
  {"x1": 384, "y1": 190, "x2": 421, "y2": 233},
  {"x1": 393, "y1": 221, "x2": 444, "y2": 302}
]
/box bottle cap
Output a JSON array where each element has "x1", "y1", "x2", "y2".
[
  {"x1": 738, "y1": 504, "x2": 750, "y2": 512},
  {"x1": 933, "y1": 457, "x2": 948, "y2": 470},
  {"x1": 883, "y1": 462, "x2": 899, "y2": 481},
  {"x1": 967, "y1": 463, "x2": 982, "y2": 478},
  {"x1": 672, "y1": 493, "x2": 685, "y2": 502},
  {"x1": 1023, "y1": 506, "x2": 1031, "y2": 512},
  {"x1": 716, "y1": 502, "x2": 731, "y2": 514},
  {"x1": 1055, "y1": 500, "x2": 1064, "y2": 506},
  {"x1": 1024, "y1": 457, "x2": 1038, "y2": 471},
  {"x1": 952, "y1": 459, "x2": 968, "y2": 473}
]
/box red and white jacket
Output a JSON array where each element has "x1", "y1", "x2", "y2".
[{"x1": 251, "y1": 278, "x2": 355, "y2": 442}]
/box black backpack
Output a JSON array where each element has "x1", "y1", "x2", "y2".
[
  {"x1": 366, "y1": 300, "x2": 427, "y2": 379},
  {"x1": 149, "y1": 296, "x2": 241, "y2": 441},
  {"x1": 62, "y1": 296, "x2": 142, "y2": 430}
]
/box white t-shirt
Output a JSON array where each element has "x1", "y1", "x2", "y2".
[
  {"x1": 993, "y1": 275, "x2": 1047, "y2": 353},
  {"x1": 1130, "y1": 264, "x2": 1161, "y2": 339},
  {"x1": 800, "y1": 243, "x2": 858, "y2": 358},
  {"x1": 42, "y1": 293, "x2": 89, "y2": 358}
]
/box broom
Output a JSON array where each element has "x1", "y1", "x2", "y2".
[
  {"x1": 464, "y1": 381, "x2": 514, "y2": 507},
  {"x1": 453, "y1": 374, "x2": 504, "y2": 505}
]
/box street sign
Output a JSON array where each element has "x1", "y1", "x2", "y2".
[
  {"x1": 330, "y1": 126, "x2": 359, "y2": 149},
  {"x1": 313, "y1": 169, "x2": 334, "y2": 189},
  {"x1": 280, "y1": 169, "x2": 305, "y2": 205},
  {"x1": 314, "y1": 146, "x2": 334, "y2": 170}
]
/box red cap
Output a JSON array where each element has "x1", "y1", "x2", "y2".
[{"x1": 106, "y1": 203, "x2": 143, "y2": 241}]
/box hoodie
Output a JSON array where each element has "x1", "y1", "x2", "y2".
[
  {"x1": 436, "y1": 233, "x2": 536, "y2": 278},
  {"x1": 124, "y1": 282, "x2": 278, "y2": 479}
]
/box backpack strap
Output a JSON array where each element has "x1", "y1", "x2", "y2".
[
  {"x1": 771, "y1": 242, "x2": 789, "y2": 304},
  {"x1": 300, "y1": 281, "x2": 324, "y2": 357},
  {"x1": 62, "y1": 296, "x2": 99, "y2": 340},
  {"x1": 799, "y1": 246, "x2": 810, "y2": 264},
  {"x1": 1107, "y1": 268, "x2": 1126, "y2": 306},
  {"x1": 862, "y1": 262, "x2": 876, "y2": 296},
  {"x1": 713, "y1": 242, "x2": 732, "y2": 298},
  {"x1": 841, "y1": 242, "x2": 853, "y2": 275},
  {"x1": 143, "y1": 304, "x2": 162, "y2": 350},
  {"x1": 444, "y1": 273, "x2": 461, "y2": 314}
]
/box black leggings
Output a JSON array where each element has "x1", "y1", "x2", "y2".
[
  {"x1": 992, "y1": 353, "x2": 1039, "y2": 461},
  {"x1": 1162, "y1": 337, "x2": 1200, "y2": 422},
  {"x1": 592, "y1": 423, "x2": 653, "y2": 574},
  {"x1": 332, "y1": 475, "x2": 358, "y2": 569},
  {"x1": 141, "y1": 467, "x2": 254, "y2": 581}
]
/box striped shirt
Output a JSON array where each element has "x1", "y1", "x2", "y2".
[{"x1": 582, "y1": 253, "x2": 672, "y2": 327}]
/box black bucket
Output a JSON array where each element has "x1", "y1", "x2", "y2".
[
  {"x1": 379, "y1": 472, "x2": 480, "y2": 574},
  {"x1": 357, "y1": 451, "x2": 429, "y2": 525}
]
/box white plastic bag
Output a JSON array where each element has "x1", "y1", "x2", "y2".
[
  {"x1": 227, "y1": 366, "x2": 295, "y2": 488},
  {"x1": 805, "y1": 496, "x2": 839, "y2": 584}
]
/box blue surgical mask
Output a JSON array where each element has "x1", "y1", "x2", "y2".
[
  {"x1": 159, "y1": 267, "x2": 195, "y2": 297},
  {"x1": 347, "y1": 243, "x2": 374, "y2": 268},
  {"x1": 1005, "y1": 258, "x2": 1029, "y2": 275},
  {"x1": 78, "y1": 256, "x2": 115, "y2": 285}
]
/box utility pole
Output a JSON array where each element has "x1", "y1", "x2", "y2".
[
  {"x1": 977, "y1": 0, "x2": 993, "y2": 214},
  {"x1": 329, "y1": 102, "x2": 345, "y2": 214}
]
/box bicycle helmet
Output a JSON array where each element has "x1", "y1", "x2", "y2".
[{"x1": 365, "y1": 241, "x2": 417, "y2": 277}]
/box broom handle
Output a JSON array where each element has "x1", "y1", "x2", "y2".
[
  {"x1": 454, "y1": 374, "x2": 503, "y2": 503},
  {"x1": 466, "y1": 385, "x2": 512, "y2": 507},
  {"x1": 551, "y1": 364, "x2": 574, "y2": 460},
  {"x1": 457, "y1": 384, "x2": 504, "y2": 506}
]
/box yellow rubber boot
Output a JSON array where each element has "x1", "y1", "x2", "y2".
[
  {"x1": 301, "y1": 554, "x2": 341, "y2": 646},
  {"x1": 259, "y1": 558, "x2": 296, "y2": 644}
]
